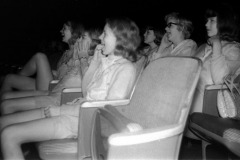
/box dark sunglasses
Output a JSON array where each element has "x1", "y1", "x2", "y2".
[{"x1": 166, "y1": 22, "x2": 179, "y2": 28}]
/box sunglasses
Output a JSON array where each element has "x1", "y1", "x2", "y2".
[{"x1": 166, "y1": 22, "x2": 179, "y2": 28}]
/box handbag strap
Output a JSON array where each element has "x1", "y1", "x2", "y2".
[{"x1": 224, "y1": 74, "x2": 240, "y2": 99}]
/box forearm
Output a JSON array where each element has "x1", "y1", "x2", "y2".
[{"x1": 210, "y1": 55, "x2": 229, "y2": 84}]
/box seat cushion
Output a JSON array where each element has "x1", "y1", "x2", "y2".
[{"x1": 37, "y1": 139, "x2": 77, "y2": 160}]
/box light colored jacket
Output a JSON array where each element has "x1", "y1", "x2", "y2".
[
  {"x1": 190, "y1": 41, "x2": 240, "y2": 113},
  {"x1": 151, "y1": 39, "x2": 197, "y2": 60}
]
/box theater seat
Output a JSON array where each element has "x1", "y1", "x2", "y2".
[
  {"x1": 37, "y1": 56, "x2": 147, "y2": 160},
  {"x1": 189, "y1": 84, "x2": 240, "y2": 159},
  {"x1": 86, "y1": 57, "x2": 201, "y2": 159}
]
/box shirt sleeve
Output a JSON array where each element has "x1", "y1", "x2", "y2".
[
  {"x1": 107, "y1": 64, "x2": 136, "y2": 100},
  {"x1": 210, "y1": 43, "x2": 240, "y2": 84},
  {"x1": 179, "y1": 44, "x2": 197, "y2": 57}
]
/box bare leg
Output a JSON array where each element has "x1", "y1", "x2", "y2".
[
  {"x1": 0, "y1": 52, "x2": 54, "y2": 94},
  {"x1": 1, "y1": 90, "x2": 49, "y2": 100},
  {"x1": 0, "y1": 109, "x2": 42, "y2": 131},
  {"x1": 0, "y1": 95, "x2": 55, "y2": 115},
  {"x1": 0, "y1": 74, "x2": 36, "y2": 93},
  {"x1": 19, "y1": 52, "x2": 53, "y2": 90},
  {"x1": 0, "y1": 110, "x2": 58, "y2": 160}
]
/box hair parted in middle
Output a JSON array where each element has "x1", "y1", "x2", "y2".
[{"x1": 106, "y1": 17, "x2": 141, "y2": 62}]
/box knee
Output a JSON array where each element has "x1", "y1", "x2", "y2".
[
  {"x1": 1, "y1": 125, "x2": 20, "y2": 146},
  {"x1": 0, "y1": 100, "x2": 13, "y2": 115},
  {"x1": 1, "y1": 91, "x2": 11, "y2": 101},
  {"x1": 1, "y1": 74, "x2": 16, "y2": 86},
  {"x1": 35, "y1": 52, "x2": 48, "y2": 61}
]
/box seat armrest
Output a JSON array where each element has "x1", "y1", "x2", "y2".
[
  {"x1": 203, "y1": 84, "x2": 228, "y2": 116},
  {"x1": 50, "y1": 80, "x2": 60, "y2": 84},
  {"x1": 49, "y1": 80, "x2": 60, "y2": 91},
  {"x1": 98, "y1": 106, "x2": 142, "y2": 133},
  {"x1": 205, "y1": 84, "x2": 227, "y2": 90},
  {"x1": 62, "y1": 87, "x2": 82, "y2": 93},
  {"x1": 61, "y1": 87, "x2": 83, "y2": 105},
  {"x1": 81, "y1": 99, "x2": 130, "y2": 108},
  {"x1": 108, "y1": 123, "x2": 183, "y2": 146}
]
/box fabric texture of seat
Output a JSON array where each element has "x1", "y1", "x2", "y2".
[
  {"x1": 189, "y1": 83, "x2": 240, "y2": 159},
  {"x1": 88, "y1": 57, "x2": 202, "y2": 160}
]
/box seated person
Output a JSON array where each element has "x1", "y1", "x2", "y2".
[
  {"x1": 0, "y1": 17, "x2": 141, "y2": 160},
  {"x1": 141, "y1": 25, "x2": 164, "y2": 64},
  {"x1": 152, "y1": 12, "x2": 197, "y2": 60},
  {"x1": 186, "y1": 3, "x2": 240, "y2": 139},
  {"x1": 0, "y1": 28, "x2": 101, "y2": 115},
  {"x1": 0, "y1": 21, "x2": 84, "y2": 96}
]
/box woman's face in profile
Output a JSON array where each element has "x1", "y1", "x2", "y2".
[
  {"x1": 61, "y1": 25, "x2": 72, "y2": 43},
  {"x1": 205, "y1": 17, "x2": 218, "y2": 37},
  {"x1": 165, "y1": 18, "x2": 182, "y2": 43},
  {"x1": 99, "y1": 24, "x2": 117, "y2": 56}
]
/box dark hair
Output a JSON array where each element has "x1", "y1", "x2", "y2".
[
  {"x1": 65, "y1": 21, "x2": 84, "y2": 46},
  {"x1": 165, "y1": 12, "x2": 194, "y2": 39},
  {"x1": 145, "y1": 26, "x2": 164, "y2": 46},
  {"x1": 106, "y1": 17, "x2": 141, "y2": 62},
  {"x1": 205, "y1": 3, "x2": 239, "y2": 42}
]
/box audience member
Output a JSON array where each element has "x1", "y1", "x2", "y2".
[
  {"x1": 152, "y1": 12, "x2": 197, "y2": 60},
  {"x1": 0, "y1": 17, "x2": 141, "y2": 160},
  {"x1": 187, "y1": 3, "x2": 240, "y2": 139},
  {"x1": 141, "y1": 26, "x2": 164, "y2": 63},
  {"x1": 0, "y1": 27, "x2": 101, "y2": 115},
  {"x1": 0, "y1": 21, "x2": 84, "y2": 95}
]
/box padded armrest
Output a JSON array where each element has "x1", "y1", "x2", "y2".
[
  {"x1": 50, "y1": 80, "x2": 60, "y2": 84},
  {"x1": 62, "y1": 88, "x2": 82, "y2": 93},
  {"x1": 60, "y1": 87, "x2": 83, "y2": 105},
  {"x1": 81, "y1": 99, "x2": 130, "y2": 108},
  {"x1": 99, "y1": 106, "x2": 142, "y2": 133},
  {"x1": 205, "y1": 84, "x2": 227, "y2": 90},
  {"x1": 107, "y1": 107, "x2": 187, "y2": 146},
  {"x1": 48, "y1": 80, "x2": 60, "y2": 91},
  {"x1": 108, "y1": 123, "x2": 183, "y2": 146}
]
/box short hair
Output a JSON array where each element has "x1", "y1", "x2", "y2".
[
  {"x1": 145, "y1": 26, "x2": 164, "y2": 46},
  {"x1": 106, "y1": 17, "x2": 141, "y2": 62},
  {"x1": 205, "y1": 3, "x2": 239, "y2": 42},
  {"x1": 165, "y1": 12, "x2": 194, "y2": 39},
  {"x1": 65, "y1": 21, "x2": 84, "y2": 46}
]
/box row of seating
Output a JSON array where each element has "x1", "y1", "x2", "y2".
[{"x1": 37, "y1": 56, "x2": 202, "y2": 160}]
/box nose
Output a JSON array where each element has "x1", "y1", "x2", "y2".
[
  {"x1": 165, "y1": 26, "x2": 168, "y2": 32},
  {"x1": 99, "y1": 33, "x2": 103, "y2": 41},
  {"x1": 205, "y1": 20, "x2": 209, "y2": 28},
  {"x1": 60, "y1": 28, "x2": 64, "y2": 34}
]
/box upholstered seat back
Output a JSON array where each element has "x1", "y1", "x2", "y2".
[{"x1": 119, "y1": 57, "x2": 201, "y2": 128}]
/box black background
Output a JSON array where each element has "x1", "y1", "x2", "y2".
[{"x1": 0, "y1": 0, "x2": 239, "y2": 65}]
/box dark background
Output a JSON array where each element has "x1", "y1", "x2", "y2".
[{"x1": 0, "y1": 0, "x2": 239, "y2": 66}]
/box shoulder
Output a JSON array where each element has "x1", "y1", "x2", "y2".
[
  {"x1": 222, "y1": 41, "x2": 240, "y2": 60},
  {"x1": 195, "y1": 43, "x2": 207, "y2": 55},
  {"x1": 115, "y1": 59, "x2": 136, "y2": 73},
  {"x1": 184, "y1": 39, "x2": 197, "y2": 48}
]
